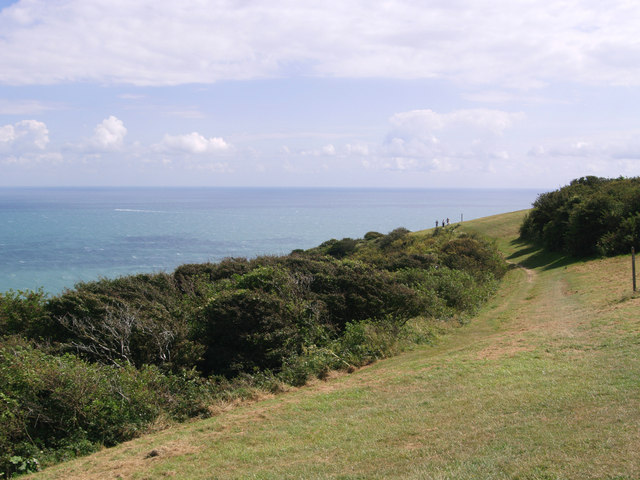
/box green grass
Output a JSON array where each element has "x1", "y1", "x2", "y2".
[{"x1": 28, "y1": 210, "x2": 640, "y2": 479}]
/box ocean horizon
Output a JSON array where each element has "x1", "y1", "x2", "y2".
[{"x1": 0, "y1": 186, "x2": 541, "y2": 295}]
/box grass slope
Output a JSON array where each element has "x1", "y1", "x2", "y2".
[{"x1": 29, "y1": 211, "x2": 640, "y2": 480}]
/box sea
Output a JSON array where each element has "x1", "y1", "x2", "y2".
[{"x1": 0, "y1": 187, "x2": 541, "y2": 295}]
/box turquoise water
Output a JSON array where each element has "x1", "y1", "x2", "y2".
[{"x1": 0, "y1": 187, "x2": 540, "y2": 294}]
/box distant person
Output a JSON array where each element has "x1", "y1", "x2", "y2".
[
  {"x1": 446, "y1": 218, "x2": 450, "y2": 225},
  {"x1": 435, "y1": 220, "x2": 438, "y2": 228}
]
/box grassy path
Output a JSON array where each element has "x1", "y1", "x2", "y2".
[{"x1": 30, "y1": 211, "x2": 640, "y2": 479}]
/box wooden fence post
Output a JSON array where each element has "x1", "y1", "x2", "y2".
[{"x1": 633, "y1": 246, "x2": 637, "y2": 292}]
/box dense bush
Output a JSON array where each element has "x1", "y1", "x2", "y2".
[
  {"x1": 173, "y1": 258, "x2": 251, "y2": 294},
  {"x1": 46, "y1": 273, "x2": 205, "y2": 371},
  {"x1": 190, "y1": 258, "x2": 433, "y2": 377},
  {"x1": 520, "y1": 176, "x2": 640, "y2": 256},
  {"x1": 0, "y1": 338, "x2": 210, "y2": 478},
  {"x1": 195, "y1": 288, "x2": 297, "y2": 376},
  {"x1": 1, "y1": 225, "x2": 506, "y2": 477},
  {"x1": 0, "y1": 289, "x2": 50, "y2": 339}
]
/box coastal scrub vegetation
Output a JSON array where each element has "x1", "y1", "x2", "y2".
[
  {"x1": 0, "y1": 226, "x2": 506, "y2": 478},
  {"x1": 520, "y1": 176, "x2": 640, "y2": 257}
]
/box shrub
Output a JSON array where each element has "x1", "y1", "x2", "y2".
[
  {"x1": 441, "y1": 234, "x2": 507, "y2": 279},
  {"x1": 333, "y1": 318, "x2": 403, "y2": 366},
  {"x1": 194, "y1": 289, "x2": 299, "y2": 376},
  {"x1": 46, "y1": 274, "x2": 202, "y2": 371},
  {"x1": 0, "y1": 339, "x2": 210, "y2": 477},
  {"x1": 378, "y1": 227, "x2": 410, "y2": 249},
  {"x1": 173, "y1": 258, "x2": 250, "y2": 294},
  {"x1": 520, "y1": 176, "x2": 640, "y2": 257},
  {"x1": 597, "y1": 212, "x2": 640, "y2": 255},
  {"x1": 0, "y1": 223, "x2": 507, "y2": 476},
  {"x1": 0, "y1": 289, "x2": 50, "y2": 339},
  {"x1": 364, "y1": 231, "x2": 384, "y2": 241}
]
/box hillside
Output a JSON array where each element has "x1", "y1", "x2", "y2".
[{"x1": 28, "y1": 210, "x2": 640, "y2": 479}]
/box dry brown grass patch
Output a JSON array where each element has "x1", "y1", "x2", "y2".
[{"x1": 476, "y1": 335, "x2": 535, "y2": 360}]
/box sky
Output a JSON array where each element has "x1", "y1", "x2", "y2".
[{"x1": 1, "y1": 0, "x2": 640, "y2": 189}]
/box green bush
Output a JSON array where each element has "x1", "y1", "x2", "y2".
[
  {"x1": 378, "y1": 227, "x2": 411, "y2": 249},
  {"x1": 441, "y1": 234, "x2": 506, "y2": 279},
  {"x1": 520, "y1": 176, "x2": 640, "y2": 257},
  {"x1": 278, "y1": 317, "x2": 406, "y2": 386},
  {"x1": 46, "y1": 274, "x2": 203, "y2": 371},
  {"x1": 0, "y1": 289, "x2": 50, "y2": 339},
  {"x1": 194, "y1": 288, "x2": 299, "y2": 376},
  {"x1": 363, "y1": 231, "x2": 384, "y2": 241},
  {"x1": 325, "y1": 238, "x2": 359, "y2": 259},
  {"x1": 0, "y1": 224, "x2": 507, "y2": 476},
  {"x1": 0, "y1": 338, "x2": 211, "y2": 477},
  {"x1": 173, "y1": 258, "x2": 251, "y2": 294},
  {"x1": 597, "y1": 212, "x2": 640, "y2": 255}
]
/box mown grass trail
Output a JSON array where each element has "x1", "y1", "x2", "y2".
[{"x1": 30, "y1": 211, "x2": 640, "y2": 479}]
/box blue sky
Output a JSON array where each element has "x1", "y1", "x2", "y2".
[{"x1": 1, "y1": 0, "x2": 639, "y2": 188}]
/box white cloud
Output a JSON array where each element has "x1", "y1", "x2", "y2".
[
  {"x1": 529, "y1": 131, "x2": 640, "y2": 161},
  {"x1": 1, "y1": 151, "x2": 63, "y2": 165},
  {"x1": 0, "y1": 119, "x2": 49, "y2": 150},
  {"x1": 21, "y1": 120, "x2": 49, "y2": 149},
  {"x1": 91, "y1": 116, "x2": 127, "y2": 150},
  {"x1": 0, "y1": 124, "x2": 13, "y2": 144},
  {"x1": 520, "y1": 130, "x2": 640, "y2": 184},
  {"x1": 379, "y1": 108, "x2": 523, "y2": 173},
  {"x1": 301, "y1": 144, "x2": 338, "y2": 157},
  {"x1": 0, "y1": 1, "x2": 639, "y2": 88},
  {"x1": 346, "y1": 143, "x2": 370, "y2": 156},
  {"x1": 0, "y1": 98, "x2": 56, "y2": 114},
  {"x1": 275, "y1": 109, "x2": 524, "y2": 177},
  {"x1": 158, "y1": 132, "x2": 230, "y2": 154},
  {"x1": 389, "y1": 109, "x2": 523, "y2": 137},
  {"x1": 321, "y1": 144, "x2": 336, "y2": 156},
  {"x1": 529, "y1": 140, "x2": 597, "y2": 158}
]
